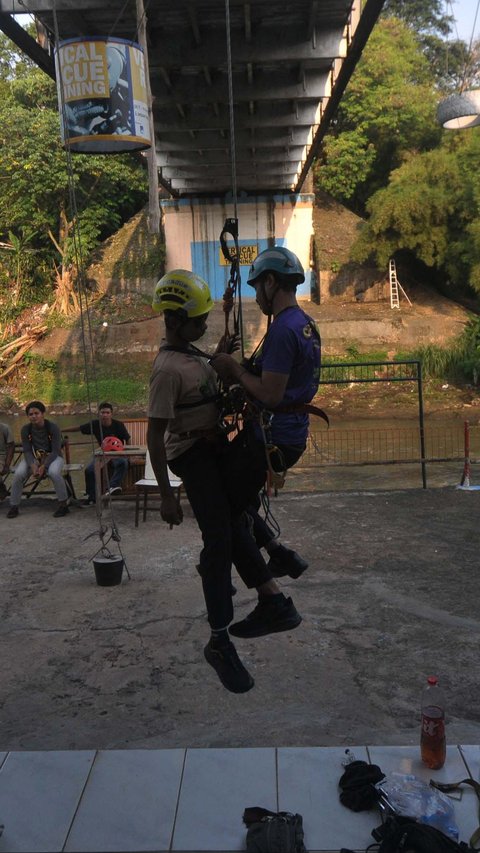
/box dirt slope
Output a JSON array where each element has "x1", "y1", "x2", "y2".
[{"x1": 32, "y1": 283, "x2": 472, "y2": 369}]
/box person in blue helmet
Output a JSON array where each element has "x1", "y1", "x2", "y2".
[{"x1": 211, "y1": 245, "x2": 321, "y2": 639}]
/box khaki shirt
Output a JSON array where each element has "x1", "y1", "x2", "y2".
[{"x1": 148, "y1": 348, "x2": 219, "y2": 461}]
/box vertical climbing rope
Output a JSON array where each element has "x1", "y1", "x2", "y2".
[
  {"x1": 220, "y1": 0, "x2": 244, "y2": 356},
  {"x1": 52, "y1": 0, "x2": 130, "y2": 576}
]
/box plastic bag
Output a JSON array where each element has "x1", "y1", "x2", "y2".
[{"x1": 376, "y1": 773, "x2": 459, "y2": 840}]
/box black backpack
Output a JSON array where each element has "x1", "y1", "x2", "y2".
[
  {"x1": 370, "y1": 815, "x2": 470, "y2": 853},
  {"x1": 243, "y1": 806, "x2": 307, "y2": 853}
]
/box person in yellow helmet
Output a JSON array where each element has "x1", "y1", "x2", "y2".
[{"x1": 147, "y1": 270, "x2": 302, "y2": 695}]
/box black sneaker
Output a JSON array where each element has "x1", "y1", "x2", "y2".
[
  {"x1": 7, "y1": 506, "x2": 19, "y2": 519},
  {"x1": 267, "y1": 545, "x2": 308, "y2": 578},
  {"x1": 53, "y1": 505, "x2": 70, "y2": 518},
  {"x1": 268, "y1": 545, "x2": 309, "y2": 579},
  {"x1": 229, "y1": 595, "x2": 302, "y2": 638},
  {"x1": 82, "y1": 497, "x2": 95, "y2": 506},
  {"x1": 204, "y1": 639, "x2": 254, "y2": 693}
]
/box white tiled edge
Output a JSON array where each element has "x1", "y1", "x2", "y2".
[
  {"x1": 0, "y1": 750, "x2": 95, "y2": 853},
  {"x1": 0, "y1": 746, "x2": 479, "y2": 852},
  {"x1": 278, "y1": 745, "x2": 377, "y2": 852},
  {"x1": 172, "y1": 747, "x2": 276, "y2": 852},
  {"x1": 64, "y1": 749, "x2": 185, "y2": 852}
]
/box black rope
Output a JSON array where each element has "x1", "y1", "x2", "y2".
[{"x1": 51, "y1": 0, "x2": 131, "y2": 576}]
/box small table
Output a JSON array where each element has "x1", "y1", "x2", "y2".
[{"x1": 94, "y1": 446, "x2": 146, "y2": 504}]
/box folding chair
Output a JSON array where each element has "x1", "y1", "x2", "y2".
[{"x1": 134, "y1": 450, "x2": 183, "y2": 526}]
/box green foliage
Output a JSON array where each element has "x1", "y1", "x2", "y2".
[
  {"x1": 352, "y1": 133, "x2": 480, "y2": 294},
  {"x1": 0, "y1": 47, "x2": 149, "y2": 320},
  {"x1": 382, "y1": 0, "x2": 452, "y2": 36},
  {"x1": 0, "y1": 260, "x2": 52, "y2": 326},
  {"x1": 314, "y1": 19, "x2": 441, "y2": 212},
  {"x1": 21, "y1": 367, "x2": 148, "y2": 407},
  {"x1": 399, "y1": 317, "x2": 480, "y2": 383},
  {"x1": 0, "y1": 29, "x2": 37, "y2": 83},
  {"x1": 412, "y1": 343, "x2": 455, "y2": 377},
  {"x1": 318, "y1": 133, "x2": 377, "y2": 203},
  {"x1": 117, "y1": 241, "x2": 166, "y2": 278},
  {"x1": 345, "y1": 344, "x2": 360, "y2": 359},
  {"x1": 23, "y1": 352, "x2": 58, "y2": 371},
  {"x1": 381, "y1": 0, "x2": 472, "y2": 90}
]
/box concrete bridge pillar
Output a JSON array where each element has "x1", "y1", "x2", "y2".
[{"x1": 160, "y1": 194, "x2": 315, "y2": 299}]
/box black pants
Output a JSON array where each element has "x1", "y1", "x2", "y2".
[{"x1": 168, "y1": 430, "x2": 274, "y2": 630}]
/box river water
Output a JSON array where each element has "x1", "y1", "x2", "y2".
[{"x1": 2, "y1": 411, "x2": 476, "y2": 494}]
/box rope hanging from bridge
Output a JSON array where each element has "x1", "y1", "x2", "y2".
[
  {"x1": 51, "y1": 0, "x2": 132, "y2": 576},
  {"x1": 219, "y1": 0, "x2": 245, "y2": 358}
]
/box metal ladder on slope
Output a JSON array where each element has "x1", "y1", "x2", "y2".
[{"x1": 389, "y1": 259, "x2": 412, "y2": 308}]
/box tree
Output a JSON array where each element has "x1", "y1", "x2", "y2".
[
  {"x1": 351, "y1": 131, "x2": 480, "y2": 296},
  {"x1": 314, "y1": 18, "x2": 441, "y2": 213},
  {"x1": 0, "y1": 59, "x2": 148, "y2": 317},
  {"x1": 0, "y1": 27, "x2": 37, "y2": 83},
  {"x1": 382, "y1": 0, "x2": 478, "y2": 91},
  {"x1": 382, "y1": 0, "x2": 452, "y2": 36}
]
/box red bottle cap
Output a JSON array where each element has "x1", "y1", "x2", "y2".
[{"x1": 427, "y1": 675, "x2": 438, "y2": 685}]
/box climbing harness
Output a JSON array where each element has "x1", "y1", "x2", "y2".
[{"x1": 27, "y1": 420, "x2": 54, "y2": 457}]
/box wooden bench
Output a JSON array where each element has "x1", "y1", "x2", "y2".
[{"x1": 5, "y1": 437, "x2": 83, "y2": 501}]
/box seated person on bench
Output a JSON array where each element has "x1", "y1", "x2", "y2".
[
  {"x1": 6, "y1": 401, "x2": 69, "y2": 519},
  {"x1": 0, "y1": 421, "x2": 15, "y2": 501},
  {"x1": 64, "y1": 402, "x2": 130, "y2": 504}
]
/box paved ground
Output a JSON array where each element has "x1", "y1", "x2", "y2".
[{"x1": 1, "y1": 486, "x2": 479, "y2": 751}]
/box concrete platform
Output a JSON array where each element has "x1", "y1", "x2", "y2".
[
  {"x1": 0, "y1": 745, "x2": 479, "y2": 852},
  {"x1": 2, "y1": 489, "x2": 480, "y2": 753}
]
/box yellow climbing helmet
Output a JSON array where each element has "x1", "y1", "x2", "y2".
[{"x1": 152, "y1": 269, "x2": 214, "y2": 318}]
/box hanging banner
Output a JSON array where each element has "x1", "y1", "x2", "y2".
[{"x1": 54, "y1": 37, "x2": 151, "y2": 153}]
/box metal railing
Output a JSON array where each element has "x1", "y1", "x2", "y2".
[
  {"x1": 317, "y1": 359, "x2": 427, "y2": 486},
  {"x1": 302, "y1": 425, "x2": 468, "y2": 468}
]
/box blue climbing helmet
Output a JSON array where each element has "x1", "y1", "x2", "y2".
[{"x1": 247, "y1": 246, "x2": 305, "y2": 287}]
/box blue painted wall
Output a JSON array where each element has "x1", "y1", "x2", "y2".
[
  {"x1": 191, "y1": 237, "x2": 311, "y2": 299},
  {"x1": 160, "y1": 194, "x2": 314, "y2": 300}
]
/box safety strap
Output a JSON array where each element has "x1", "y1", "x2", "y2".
[
  {"x1": 431, "y1": 778, "x2": 480, "y2": 849},
  {"x1": 257, "y1": 417, "x2": 287, "y2": 491},
  {"x1": 175, "y1": 396, "x2": 221, "y2": 410},
  {"x1": 28, "y1": 418, "x2": 53, "y2": 452},
  {"x1": 273, "y1": 401, "x2": 329, "y2": 426},
  {"x1": 160, "y1": 343, "x2": 214, "y2": 359}
]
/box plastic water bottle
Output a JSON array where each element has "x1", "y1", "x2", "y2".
[{"x1": 421, "y1": 675, "x2": 446, "y2": 770}]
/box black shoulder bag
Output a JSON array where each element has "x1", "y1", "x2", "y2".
[{"x1": 243, "y1": 806, "x2": 307, "y2": 853}]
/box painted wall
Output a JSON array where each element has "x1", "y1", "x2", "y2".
[{"x1": 160, "y1": 194, "x2": 314, "y2": 299}]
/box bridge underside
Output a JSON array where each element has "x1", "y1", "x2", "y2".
[{"x1": 0, "y1": 0, "x2": 385, "y2": 197}]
